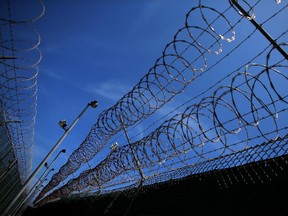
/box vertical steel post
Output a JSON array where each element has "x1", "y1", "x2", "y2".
[{"x1": 118, "y1": 115, "x2": 145, "y2": 179}]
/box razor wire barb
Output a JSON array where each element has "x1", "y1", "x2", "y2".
[
  {"x1": 34, "y1": 0, "x2": 287, "y2": 205},
  {"x1": 0, "y1": 0, "x2": 45, "y2": 182}
]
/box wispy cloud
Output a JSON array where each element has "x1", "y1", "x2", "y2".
[
  {"x1": 130, "y1": 1, "x2": 162, "y2": 34},
  {"x1": 41, "y1": 68, "x2": 62, "y2": 81},
  {"x1": 86, "y1": 80, "x2": 132, "y2": 101},
  {"x1": 142, "y1": 1, "x2": 162, "y2": 18},
  {"x1": 42, "y1": 43, "x2": 58, "y2": 53}
]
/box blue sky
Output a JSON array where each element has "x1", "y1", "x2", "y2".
[
  {"x1": 32, "y1": 0, "x2": 200, "y2": 183},
  {"x1": 18, "y1": 0, "x2": 287, "y2": 194}
]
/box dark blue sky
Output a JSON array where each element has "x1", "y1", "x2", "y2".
[
  {"x1": 32, "y1": 0, "x2": 199, "y2": 178},
  {"x1": 25, "y1": 0, "x2": 287, "y2": 191}
]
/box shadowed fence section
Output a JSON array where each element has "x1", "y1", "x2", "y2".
[
  {"x1": 0, "y1": 0, "x2": 44, "y2": 214},
  {"x1": 0, "y1": 0, "x2": 44, "y2": 183}
]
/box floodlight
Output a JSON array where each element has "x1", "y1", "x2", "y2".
[
  {"x1": 110, "y1": 142, "x2": 118, "y2": 151},
  {"x1": 58, "y1": 120, "x2": 68, "y2": 130},
  {"x1": 61, "y1": 149, "x2": 66, "y2": 153},
  {"x1": 89, "y1": 100, "x2": 98, "y2": 108}
]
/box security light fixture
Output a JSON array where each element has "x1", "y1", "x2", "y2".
[
  {"x1": 58, "y1": 119, "x2": 68, "y2": 130},
  {"x1": 110, "y1": 142, "x2": 118, "y2": 151},
  {"x1": 61, "y1": 149, "x2": 66, "y2": 153},
  {"x1": 89, "y1": 100, "x2": 98, "y2": 108}
]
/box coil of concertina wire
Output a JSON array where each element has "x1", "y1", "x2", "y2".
[
  {"x1": 35, "y1": 52, "x2": 288, "y2": 205},
  {"x1": 69, "y1": 133, "x2": 288, "y2": 199},
  {"x1": 139, "y1": 133, "x2": 288, "y2": 189},
  {"x1": 34, "y1": 3, "x2": 239, "y2": 203},
  {"x1": 0, "y1": 0, "x2": 45, "y2": 182}
]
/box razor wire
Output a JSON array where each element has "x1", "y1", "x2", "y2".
[
  {"x1": 77, "y1": 133, "x2": 288, "y2": 200},
  {"x1": 34, "y1": 46, "x2": 288, "y2": 205},
  {"x1": 33, "y1": 1, "x2": 246, "y2": 201},
  {"x1": 0, "y1": 0, "x2": 45, "y2": 182},
  {"x1": 107, "y1": 1, "x2": 288, "y2": 154},
  {"x1": 38, "y1": 1, "x2": 287, "y2": 202}
]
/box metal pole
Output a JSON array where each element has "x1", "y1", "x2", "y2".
[
  {"x1": 118, "y1": 115, "x2": 145, "y2": 179},
  {"x1": 231, "y1": 0, "x2": 288, "y2": 60},
  {"x1": 2, "y1": 100, "x2": 98, "y2": 216},
  {"x1": 12, "y1": 168, "x2": 53, "y2": 216},
  {"x1": 86, "y1": 159, "x2": 101, "y2": 189},
  {"x1": 13, "y1": 149, "x2": 65, "y2": 215}
]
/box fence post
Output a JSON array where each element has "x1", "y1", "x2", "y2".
[{"x1": 231, "y1": 0, "x2": 288, "y2": 59}]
